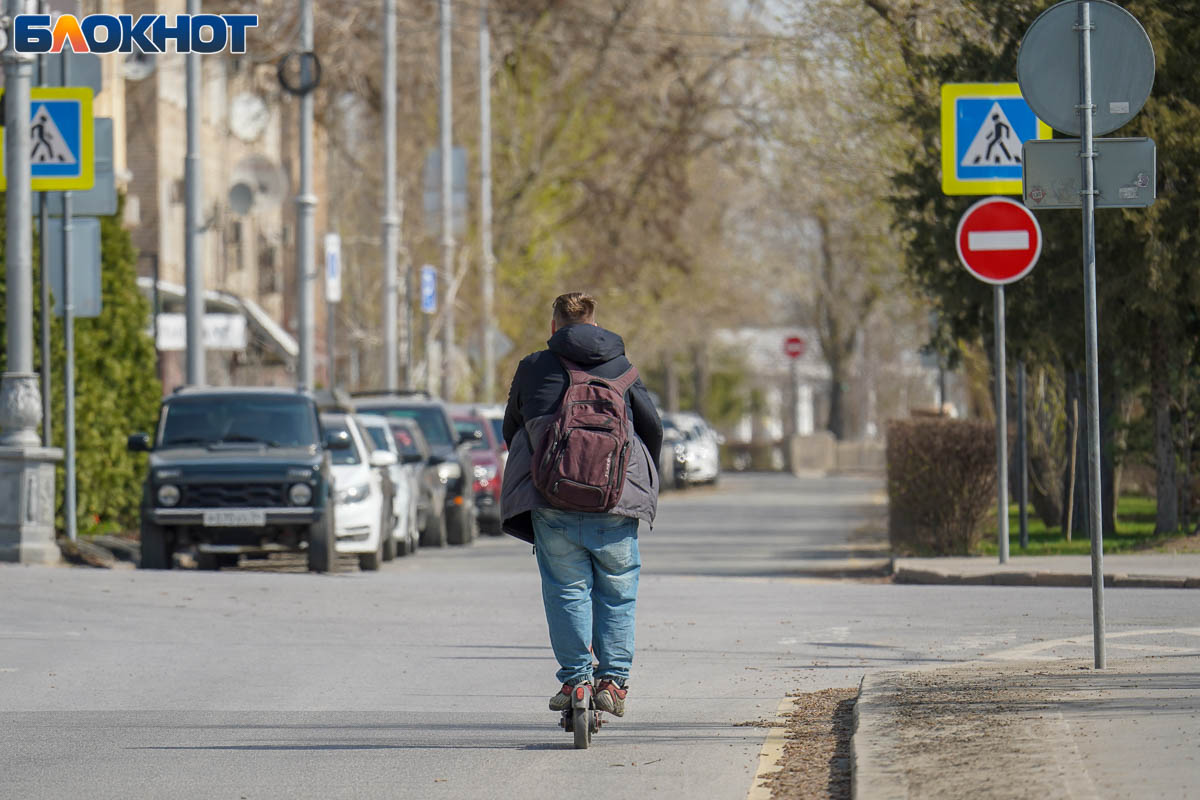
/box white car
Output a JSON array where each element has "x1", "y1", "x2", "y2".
[
  {"x1": 321, "y1": 413, "x2": 394, "y2": 571},
  {"x1": 357, "y1": 414, "x2": 420, "y2": 558},
  {"x1": 668, "y1": 412, "x2": 721, "y2": 486}
]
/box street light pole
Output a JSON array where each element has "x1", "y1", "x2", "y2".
[
  {"x1": 1, "y1": 2, "x2": 38, "y2": 447},
  {"x1": 382, "y1": 0, "x2": 400, "y2": 392},
  {"x1": 296, "y1": 0, "x2": 317, "y2": 392},
  {"x1": 1, "y1": 0, "x2": 61, "y2": 565},
  {"x1": 479, "y1": 0, "x2": 495, "y2": 403},
  {"x1": 440, "y1": 0, "x2": 455, "y2": 399},
  {"x1": 185, "y1": 0, "x2": 205, "y2": 385}
]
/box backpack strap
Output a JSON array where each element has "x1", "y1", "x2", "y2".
[
  {"x1": 608, "y1": 365, "x2": 640, "y2": 395},
  {"x1": 556, "y1": 355, "x2": 640, "y2": 395},
  {"x1": 557, "y1": 356, "x2": 594, "y2": 385}
]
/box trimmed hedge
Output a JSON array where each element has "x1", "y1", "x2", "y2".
[{"x1": 887, "y1": 418, "x2": 1004, "y2": 555}]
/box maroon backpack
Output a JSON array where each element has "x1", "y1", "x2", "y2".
[{"x1": 531, "y1": 357, "x2": 640, "y2": 513}]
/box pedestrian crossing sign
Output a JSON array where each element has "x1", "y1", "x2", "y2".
[
  {"x1": 0, "y1": 87, "x2": 94, "y2": 191},
  {"x1": 941, "y1": 83, "x2": 1050, "y2": 195}
]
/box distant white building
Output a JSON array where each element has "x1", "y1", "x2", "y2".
[
  {"x1": 713, "y1": 326, "x2": 959, "y2": 443},
  {"x1": 713, "y1": 327, "x2": 830, "y2": 443}
]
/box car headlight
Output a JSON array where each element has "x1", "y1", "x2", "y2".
[
  {"x1": 473, "y1": 464, "x2": 497, "y2": 481},
  {"x1": 288, "y1": 483, "x2": 313, "y2": 506},
  {"x1": 336, "y1": 483, "x2": 371, "y2": 504},
  {"x1": 436, "y1": 462, "x2": 462, "y2": 482},
  {"x1": 157, "y1": 484, "x2": 181, "y2": 507}
]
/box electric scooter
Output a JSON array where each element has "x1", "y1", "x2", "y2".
[{"x1": 558, "y1": 681, "x2": 604, "y2": 749}]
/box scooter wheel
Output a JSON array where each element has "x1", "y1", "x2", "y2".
[{"x1": 573, "y1": 706, "x2": 590, "y2": 749}]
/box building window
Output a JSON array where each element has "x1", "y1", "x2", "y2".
[{"x1": 258, "y1": 237, "x2": 279, "y2": 295}]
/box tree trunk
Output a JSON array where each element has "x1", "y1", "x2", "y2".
[
  {"x1": 691, "y1": 343, "x2": 709, "y2": 419},
  {"x1": 1180, "y1": 378, "x2": 1192, "y2": 532},
  {"x1": 1100, "y1": 359, "x2": 1119, "y2": 537},
  {"x1": 1062, "y1": 373, "x2": 1088, "y2": 539},
  {"x1": 664, "y1": 355, "x2": 680, "y2": 414},
  {"x1": 1025, "y1": 366, "x2": 1064, "y2": 528},
  {"x1": 827, "y1": 361, "x2": 846, "y2": 440},
  {"x1": 1151, "y1": 323, "x2": 1178, "y2": 534}
]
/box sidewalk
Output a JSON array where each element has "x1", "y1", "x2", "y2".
[
  {"x1": 853, "y1": 656, "x2": 1200, "y2": 799},
  {"x1": 893, "y1": 553, "x2": 1200, "y2": 588}
]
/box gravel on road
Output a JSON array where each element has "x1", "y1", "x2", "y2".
[{"x1": 762, "y1": 687, "x2": 857, "y2": 800}]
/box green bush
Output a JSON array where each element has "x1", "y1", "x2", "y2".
[
  {"x1": 886, "y1": 418, "x2": 1004, "y2": 555},
  {"x1": 0, "y1": 195, "x2": 161, "y2": 534}
]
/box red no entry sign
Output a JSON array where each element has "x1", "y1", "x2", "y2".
[
  {"x1": 784, "y1": 336, "x2": 806, "y2": 359},
  {"x1": 955, "y1": 196, "x2": 1042, "y2": 284}
]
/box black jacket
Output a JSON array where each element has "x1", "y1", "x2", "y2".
[{"x1": 502, "y1": 324, "x2": 663, "y2": 468}]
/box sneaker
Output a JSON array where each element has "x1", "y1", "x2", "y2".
[
  {"x1": 549, "y1": 682, "x2": 584, "y2": 712},
  {"x1": 595, "y1": 678, "x2": 627, "y2": 717}
]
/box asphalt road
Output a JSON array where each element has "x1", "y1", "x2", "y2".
[{"x1": 2, "y1": 473, "x2": 1197, "y2": 800}]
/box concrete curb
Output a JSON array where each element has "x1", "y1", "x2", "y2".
[
  {"x1": 892, "y1": 564, "x2": 1200, "y2": 589},
  {"x1": 851, "y1": 672, "x2": 906, "y2": 800}
]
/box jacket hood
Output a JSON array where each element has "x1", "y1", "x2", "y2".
[{"x1": 547, "y1": 324, "x2": 626, "y2": 367}]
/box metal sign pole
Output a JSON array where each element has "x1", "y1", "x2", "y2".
[
  {"x1": 60, "y1": 52, "x2": 77, "y2": 543},
  {"x1": 296, "y1": 0, "x2": 317, "y2": 392},
  {"x1": 38, "y1": 192, "x2": 50, "y2": 447},
  {"x1": 439, "y1": 0, "x2": 455, "y2": 400},
  {"x1": 382, "y1": 0, "x2": 399, "y2": 392},
  {"x1": 185, "y1": 0, "x2": 205, "y2": 385},
  {"x1": 480, "y1": 0, "x2": 496, "y2": 404},
  {"x1": 326, "y1": 296, "x2": 335, "y2": 389},
  {"x1": 1017, "y1": 360, "x2": 1029, "y2": 549},
  {"x1": 994, "y1": 284, "x2": 1009, "y2": 564},
  {"x1": 1077, "y1": 0, "x2": 1106, "y2": 670},
  {"x1": 37, "y1": 7, "x2": 51, "y2": 449}
]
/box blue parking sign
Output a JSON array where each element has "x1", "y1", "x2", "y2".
[{"x1": 421, "y1": 265, "x2": 437, "y2": 314}]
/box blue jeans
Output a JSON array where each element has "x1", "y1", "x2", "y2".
[{"x1": 532, "y1": 508, "x2": 641, "y2": 686}]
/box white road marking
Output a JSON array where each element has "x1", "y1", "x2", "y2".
[
  {"x1": 983, "y1": 627, "x2": 1200, "y2": 662},
  {"x1": 1107, "y1": 643, "x2": 1200, "y2": 655},
  {"x1": 827, "y1": 626, "x2": 850, "y2": 642},
  {"x1": 746, "y1": 694, "x2": 800, "y2": 800},
  {"x1": 969, "y1": 230, "x2": 1029, "y2": 251},
  {"x1": 1040, "y1": 714, "x2": 1102, "y2": 800}
]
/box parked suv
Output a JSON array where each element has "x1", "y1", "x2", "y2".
[
  {"x1": 353, "y1": 391, "x2": 478, "y2": 545},
  {"x1": 127, "y1": 388, "x2": 341, "y2": 572}
]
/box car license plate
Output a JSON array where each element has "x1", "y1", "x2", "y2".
[{"x1": 203, "y1": 510, "x2": 266, "y2": 527}]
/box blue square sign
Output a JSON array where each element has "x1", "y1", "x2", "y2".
[
  {"x1": 941, "y1": 83, "x2": 1051, "y2": 195},
  {"x1": 420, "y1": 265, "x2": 437, "y2": 314},
  {"x1": 0, "y1": 86, "x2": 94, "y2": 191}
]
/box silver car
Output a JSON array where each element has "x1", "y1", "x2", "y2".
[{"x1": 357, "y1": 414, "x2": 420, "y2": 558}]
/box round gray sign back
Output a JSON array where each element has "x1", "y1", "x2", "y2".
[{"x1": 1017, "y1": 0, "x2": 1154, "y2": 136}]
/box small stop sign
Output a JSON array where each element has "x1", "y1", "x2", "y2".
[{"x1": 784, "y1": 336, "x2": 806, "y2": 359}]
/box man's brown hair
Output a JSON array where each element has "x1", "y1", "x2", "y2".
[{"x1": 552, "y1": 292, "x2": 597, "y2": 327}]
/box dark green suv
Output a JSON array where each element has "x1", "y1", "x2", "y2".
[{"x1": 127, "y1": 388, "x2": 341, "y2": 572}]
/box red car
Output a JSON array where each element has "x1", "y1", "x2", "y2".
[{"x1": 451, "y1": 408, "x2": 505, "y2": 535}]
